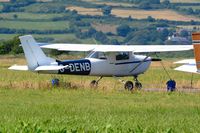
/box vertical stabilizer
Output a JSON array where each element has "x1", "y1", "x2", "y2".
[
  {"x1": 192, "y1": 33, "x2": 200, "y2": 71},
  {"x1": 19, "y1": 35, "x2": 55, "y2": 70}
]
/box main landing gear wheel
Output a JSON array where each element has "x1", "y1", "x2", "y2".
[
  {"x1": 123, "y1": 76, "x2": 142, "y2": 91},
  {"x1": 124, "y1": 81, "x2": 134, "y2": 91},
  {"x1": 135, "y1": 81, "x2": 142, "y2": 90},
  {"x1": 134, "y1": 76, "x2": 142, "y2": 90}
]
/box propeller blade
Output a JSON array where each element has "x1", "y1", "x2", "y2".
[{"x1": 151, "y1": 58, "x2": 162, "y2": 62}]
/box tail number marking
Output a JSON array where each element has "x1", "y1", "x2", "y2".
[{"x1": 69, "y1": 62, "x2": 91, "y2": 72}]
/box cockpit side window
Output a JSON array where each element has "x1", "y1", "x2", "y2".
[
  {"x1": 89, "y1": 52, "x2": 107, "y2": 60},
  {"x1": 116, "y1": 52, "x2": 129, "y2": 60},
  {"x1": 98, "y1": 52, "x2": 107, "y2": 59}
]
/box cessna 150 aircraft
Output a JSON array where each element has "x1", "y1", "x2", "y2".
[
  {"x1": 9, "y1": 35, "x2": 193, "y2": 90},
  {"x1": 175, "y1": 33, "x2": 200, "y2": 74}
]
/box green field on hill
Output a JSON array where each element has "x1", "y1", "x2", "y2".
[
  {"x1": 0, "y1": 12, "x2": 65, "y2": 20},
  {"x1": 0, "y1": 34, "x2": 98, "y2": 44},
  {"x1": 0, "y1": 20, "x2": 69, "y2": 30}
]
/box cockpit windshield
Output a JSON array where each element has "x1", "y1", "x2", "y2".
[{"x1": 87, "y1": 52, "x2": 107, "y2": 60}]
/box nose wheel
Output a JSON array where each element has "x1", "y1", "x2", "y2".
[
  {"x1": 90, "y1": 76, "x2": 103, "y2": 88},
  {"x1": 90, "y1": 80, "x2": 98, "y2": 87}
]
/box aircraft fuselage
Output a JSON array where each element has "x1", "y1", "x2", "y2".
[{"x1": 53, "y1": 55, "x2": 151, "y2": 77}]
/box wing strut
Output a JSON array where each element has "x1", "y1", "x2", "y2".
[
  {"x1": 191, "y1": 73, "x2": 194, "y2": 89},
  {"x1": 129, "y1": 55, "x2": 149, "y2": 73},
  {"x1": 155, "y1": 53, "x2": 172, "y2": 80}
]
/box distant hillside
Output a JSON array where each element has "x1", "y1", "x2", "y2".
[{"x1": 0, "y1": 0, "x2": 198, "y2": 58}]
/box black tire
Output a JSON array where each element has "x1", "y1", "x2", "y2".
[
  {"x1": 135, "y1": 82, "x2": 142, "y2": 90},
  {"x1": 124, "y1": 81, "x2": 134, "y2": 91},
  {"x1": 90, "y1": 80, "x2": 98, "y2": 88}
]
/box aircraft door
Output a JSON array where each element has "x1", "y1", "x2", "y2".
[{"x1": 107, "y1": 52, "x2": 132, "y2": 76}]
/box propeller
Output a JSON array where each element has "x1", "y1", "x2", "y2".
[{"x1": 151, "y1": 58, "x2": 162, "y2": 62}]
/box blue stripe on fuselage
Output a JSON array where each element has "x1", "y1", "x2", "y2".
[{"x1": 115, "y1": 60, "x2": 151, "y2": 65}]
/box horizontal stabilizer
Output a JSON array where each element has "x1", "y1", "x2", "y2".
[
  {"x1": 34, "y1": 65, "x2": 68, "y2": 71},
  {"x1": 9, "y1": 65, "x2": 68, "y2": 71},
  {"x1": 8, "y1": 65, "x2": 28, "y2": 71},
  {"x1": 174, "y1": 64, "x2": 199, "y2": 74},
  {"x1": 174, "y1": 59, "x2": 195, "y2": 64}
]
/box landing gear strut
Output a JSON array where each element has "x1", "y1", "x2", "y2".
[
  {"x1": 90, "y1": 76, "x2": 103, "y2": 88},
  {"x1": 134, "y1": 76, "x2": 142, "y2": 89}
]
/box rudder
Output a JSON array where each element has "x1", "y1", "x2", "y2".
[
  {"x1": 19, "y1": 35, "x2": 55, "y2": 70},
  {"x1": 192, "y1": 33, "x2": 200, "y2": 71}
]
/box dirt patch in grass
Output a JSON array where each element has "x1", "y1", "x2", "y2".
[
  {"x1": 0, "y1": 0, "x2": 9, "y2": 2},
  {"x1": 92, "y1": 23, "x2": 117, "y2": 33},
  {"x1": 67, "y1": 6, "x2": 200, "y2": 22},
  {"x1": 111, "y1": 9, "x2": 200, "y2": 21},
  {"x1": 67, "y1": 6, "x2": 102, "y2": 16}
]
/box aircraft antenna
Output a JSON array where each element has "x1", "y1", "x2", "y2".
[
  {"x1": 93, "y1": 38, "x2": 98, "y2": 45},
  {"x1": 190, "y1": 73, "x2": 194, "y2": 89}
]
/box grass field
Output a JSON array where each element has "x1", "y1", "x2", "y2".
[
  {"x1": 0, "y1": 4, "x2": 3, "y2": 11},
  {"x1": 111, "y1": 9, "x2": 200, "y2": 21},
  {"x1": 67, "y1": 6, "x2": 103, "y2": 16},
  {"x1": 94, "y1": 1, "x2": 134, "y2": 7},
  {"x1": 0, "y1": 34, "x2": 18, "y2": 40},
  {"x1": 1, "y1": 55, "x2": 200, "y2": 132},
  {"x1": 0, "y1": 20, "x2": 69, "y2": 30},
  {"x1": 22, "y1": 2, "x2": 66, "y2": 13},
  {"x1": 0, "y1": 12, "x2": 65, "y2": 20},
  {"x1": 0, "y1": 0, "x2": 9, "y2": 2},
  {"x1": 178, "y1": 5, "x2": 200, "y2": 10},
  {"x1": 67, "y1": 6, "x2": 200, "y2": 22},
  {"x1": 81, "y1": 0, "x2": 135, "y2": 7},
  {"x1": 0, "y1": 34, "x2": 96, "y2": 44},
  {"x1": 92, "y1": 23, "x2": 117, "y2": 33},
  {"x1": 1, "y1": 89, "x2": 200, "y2": 132}
]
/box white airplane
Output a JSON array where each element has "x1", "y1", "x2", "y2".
[
  {"x1": 9, "y1": 35, "x2": 193, "y2": 90},
  {"x1": 175, "y1": 32, "x2": 200, "y2": 74}
]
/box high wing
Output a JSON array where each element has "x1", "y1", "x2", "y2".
[{"x1": 41, "y1": 43, "x2": 193, "y2": 53}]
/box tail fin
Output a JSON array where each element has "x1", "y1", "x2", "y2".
[
  {"x1": 19, "y1": 35, "x2": 55, "y2": 70},
  {"x1": 192, "y1": 33, "x2": 200, "y2": 71}
]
